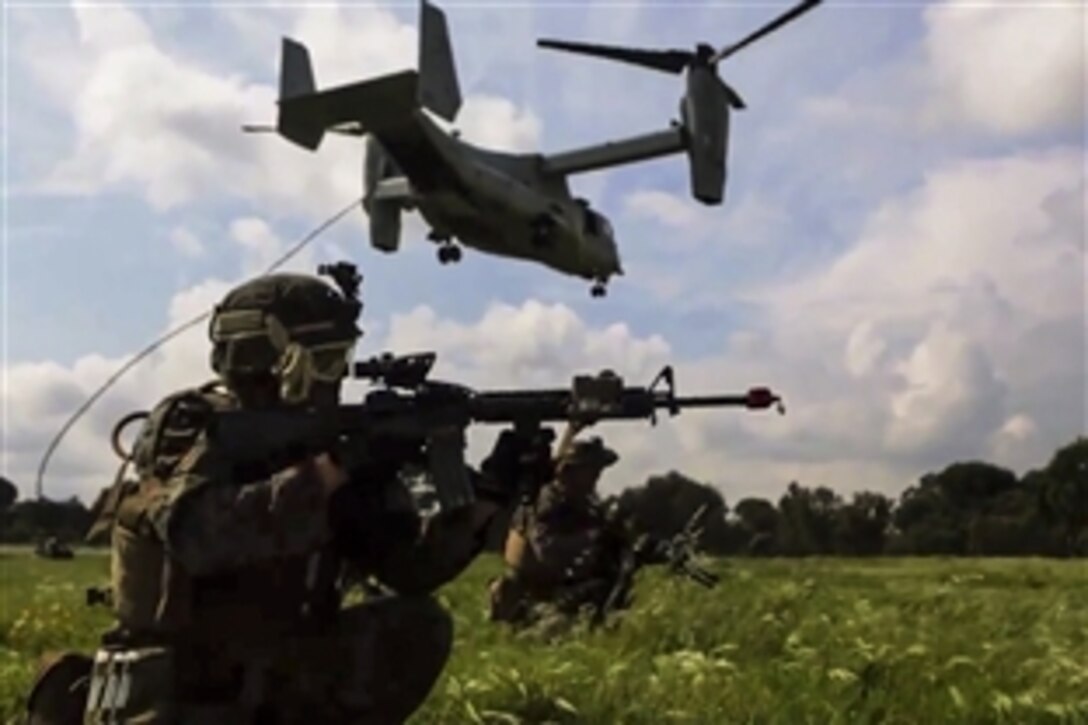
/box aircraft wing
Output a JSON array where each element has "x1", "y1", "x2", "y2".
[{"x1": 542, "y1": 128, "x2": 685, "y2": 176}]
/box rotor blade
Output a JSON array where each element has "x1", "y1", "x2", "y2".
[
  {"x1": 537, "y1": 38, "x2": 692, "y2": 74},
  {"x1": 711, "y1": 0, "x2": 822, "y2": 64},
  {"x1": 244, "y1": 122, "x2": 366, "y2": 137},
  {"x1": 719, "y1": 78, "x2": 746, "y2": 110}
]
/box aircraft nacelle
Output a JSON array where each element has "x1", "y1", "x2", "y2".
[
  {"x1": 363, "y1": 135, "x2": 410, "y2": 253},
  {"x1": 682, "y1": 67, "x2": 730, "y2": 205},
  {"x1": 537, "y1": 0, "x2": 821, "y2": 209},
  {"x1": 366, "y1": 197, "x2": 403, "y2": 252},
  {"x1": 364, "y1": 135, "x2": 400, "y2": 193}
]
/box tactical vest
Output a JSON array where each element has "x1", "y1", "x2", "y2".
[
  {"x1": 502, "y1": 485, "x2": 612, "y2": 594},
  {"x1": 81, "y1": 384, "x2": 358, "y2": 719},
  {"x1": 87, "y1": 382, "x2": 237, "y2": 643},
  {"x1": 89, "y1": 382, "x2": 234, "y2": 538},
  {"x1": 99, "y1": 382, "x2": 348, "y2": 652}
]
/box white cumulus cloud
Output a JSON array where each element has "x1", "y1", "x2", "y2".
[
  {"x1": 4, "y1": 2, "x2": 1084, "y2": 511},
  {"x1": 170, "y1": 227, "x2": 206, "y2": 258},
  {"x1": 0, "y1": 213, "x2": 345, "y2": 501},
  {"x1": 17, "y1": 3, "x2": 541, "y2": 218},
  {"x1": 446, "y1": 96, "x2": 542, "y2": 153},
  {"x1": 885, "y1": 322, "x2": 1006, "y2": 458},
  {"x1": 626, "y1": 190, "x2": 705, "y2": 230},
  {"x1": 921, "y1": 1, "x2": 1085, "y2": 136}
]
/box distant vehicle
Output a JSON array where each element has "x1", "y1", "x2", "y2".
[
  {"x1": 246, "y1": 0, "x2": 822, "y2": 296},
  {"x1": 35, "y1": 536, "x2": 74, "y2": 560}
]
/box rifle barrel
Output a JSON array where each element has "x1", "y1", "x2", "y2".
[
  {"x1": 673, "y1": 385, "x2": 781, "y2": 411},
  {"x1": 672, "y1": 395, "x2": 751, "y2": 408}
]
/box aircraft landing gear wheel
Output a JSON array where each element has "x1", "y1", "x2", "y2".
[
  {"x1": 591, "y1": 282, "x2": 607, "y2": 298},
  {"x1": 437, "y1": 245, "x2": 462, "y2": 264}
]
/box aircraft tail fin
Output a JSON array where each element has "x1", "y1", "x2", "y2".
[
  {"x1": 276, "y1": 38, "x2": 325, "y2": 149},
  {"x1": 272, "y1": 1, "x2": 460, "y2": 151},
  {"x1": 418, "y1": 0, "x2": 462, "y2": 121},
  {"x1": 280, "y1": 38, "x2": 316, "y2": 100}
]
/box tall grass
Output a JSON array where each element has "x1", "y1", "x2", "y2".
[{"x1": 1, "y1": 551, "x2": 1085, "y2": 723}]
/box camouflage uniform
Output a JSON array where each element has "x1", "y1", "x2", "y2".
[
  {"x1": 29, "y1": 272, "x2": 508, "y2": 724},
  {"x1": 488, "y1": 437, "x2": 628, "y2": 626}
]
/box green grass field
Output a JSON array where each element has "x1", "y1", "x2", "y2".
[{"x1": 1, "y1": 550, "x2": 1085, "y2": 723}]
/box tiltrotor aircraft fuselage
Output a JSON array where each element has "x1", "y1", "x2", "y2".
[{"x1": 247, "y1": 0, "x2": 822, "y2": 296}]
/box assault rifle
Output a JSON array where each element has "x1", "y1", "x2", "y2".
[
  {"x1": 592, "y1": 504, "x2": 719, "y2": 625},
  {"x1": 205, "y1": 352, "x2": 784, "y2": 508}
]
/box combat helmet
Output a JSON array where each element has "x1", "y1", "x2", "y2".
[
  {"x1": 557, "y1": 437, "x2": 619, "y2": 472},
  {"x1": 208, "y1": 268, "x2": 362, "y2": 403}
]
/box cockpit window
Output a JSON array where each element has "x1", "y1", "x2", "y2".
[
  {"x1": 580, "y1": 204, "x2": 613, "y2": 238},
  {"x1": 598, "y1": 213, "x2": 613, "y2": 238},
  {"x1": 582, "y1": 206, "x2": 599, "y2": 236}
]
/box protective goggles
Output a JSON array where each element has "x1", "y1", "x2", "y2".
[
  {"x1": 279, "y1": 340, "x2": 356, "y2": 383},
  {"x1": 210, "y1": 309, "x2": 356, "y2": 382}
]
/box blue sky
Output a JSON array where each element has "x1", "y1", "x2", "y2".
[
  {"x1": 2, "y1": 1, "x2": 1085, "y2": 503},
  {"x1": 4, "y1": 1, "x2": 925, "y2": 363}
]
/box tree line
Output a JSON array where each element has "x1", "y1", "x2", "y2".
[
  {"x1": 613, "y1": 437, "x2": 1087, "y2": 558},
  {"x1": 2, "y1": 437, "x2": 1084, "y2": 556},
  {"x1": 0, "y1": 486, "x2": 93, "y2": 545}
]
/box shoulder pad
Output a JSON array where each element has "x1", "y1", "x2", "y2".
[{"x1": 130, "y1": 384, "x2": 236, "y2": 480}]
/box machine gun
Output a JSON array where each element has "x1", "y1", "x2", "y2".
[
  {"x1": 591, "y1": 504, "x2": 719, "y2": 625},
  {"x1": 204, "y1": 354, "x2": 784, "y2": 509},
  {"x1": 660, "y1": 503, "x2": 720, "y2": 586}
]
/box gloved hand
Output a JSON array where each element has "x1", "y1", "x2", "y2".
[{"x1": 477, "y1": 427, "x2": 556, "y2": 505}]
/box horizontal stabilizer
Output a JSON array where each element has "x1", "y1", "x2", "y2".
[{"x1": 277, "y1": 69, "x2": 420, "y2": 150}]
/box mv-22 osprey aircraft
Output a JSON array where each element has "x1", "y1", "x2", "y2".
[{"x1": 247, "y1": 0, "x2": 822, "y2": 296}]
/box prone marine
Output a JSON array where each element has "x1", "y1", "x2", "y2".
[
  {"x1": 488, "y1": 423, "x2": 720, "y2": 629},
  {"x1": 488, "y1": 421, "x2": 630, "y2": 626}
]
